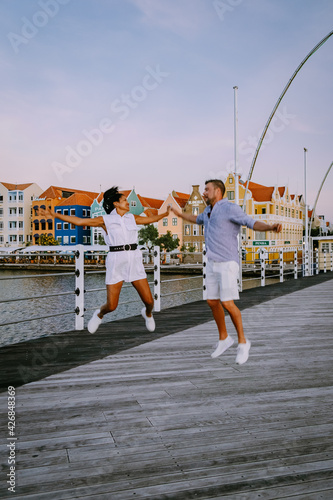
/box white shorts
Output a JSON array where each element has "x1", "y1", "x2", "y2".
[
  {"x1": 105, "y1": 249, "x2": 146, "y2": 285},
  {"x1": 205, "y1": 259, "x2": 239, "y2": 302}
]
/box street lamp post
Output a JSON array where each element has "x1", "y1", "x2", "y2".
[
  {"x1": 304, "y1": 148, "x2": 309, "y2": 276},
  {"x1": 233, "y1": 86, "x2": 242, "y2": 291}
]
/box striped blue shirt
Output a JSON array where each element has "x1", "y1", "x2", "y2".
[{"x1": 196, "y1": 199, "x2": 255, "y2": 263}]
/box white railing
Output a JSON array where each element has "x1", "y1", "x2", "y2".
[{"x1": 0, "y1": 245, "x2": 332, "y2": 334}]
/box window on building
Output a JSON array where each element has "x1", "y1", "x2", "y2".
[
  {"x1": 193, "y1": 242, "x2": 199, "y2": 252},
  {"x1": 19, "y1": 221, "x2": 23, "y2": 229},
  {"x1": 193, "y1": 224, "x2": 199, "y2": 236},
  {"x1": 9, "y1": 235, "x2": 17, "y2": 242},
  {"x1": 18, "y1": 192, "x2": 23, "y2": 201},
  {"x1": 82, "y1": 209, "x2": 87, "y2": 217},
  {"x1": 41, "y1": 222, "x2": 46, "y2": 231},
  {"x1": 0, "y1": 236, "x2": 3, "y2": 243},
  {"x1": 0, "y1": 208, "x2": 3, "y2": 216},
  {"x1": 288, "y1": 208, "x2": 291, "y2": 217},
  {"x1": 201, "y1": 225, "x2": 204, "y2": 235},
  {"x1": 48, "y1": 222, "x2": 53, "y2": 230},
  {"x1": 229, "y1": 177, "x2": 233, "y2": 184},
  {"x1": 281, "y1": 207, "x2": 284, "y2": 216},
  {"x1": 87, "y1": 236, "x2": 91, "y2": 244},
  {"x1": 227, "y1": 191, "x2": 235, "y2": 200},
  {"x1": 83, "y1": 236, "x2": 87, "y2": 243},
  {"x1": 63, "y1": 236, "x2": 69, "y2": 244},
  {"x1": 9, "y1": 221, "x2": 17, "y2": 229},
  {"x1": 56, "y1": 223, "x2": 61, "y2": 230},
  {"x1": 19, "y1": 208, "x2": 23, "y2": 215},
  {"x1": 63, "y1": 223, "x2": 69, "y2": 230},
  {"x1": 87, "y1": 210, "x2": 91, "y2": 217},
  {"x1": 192, "y1": 207, "x2": 199, "y2": 216},
  {"x1": 322, "y1": 243, "x2": 330, "y2": 253},
  {"x1": 8, "y1": 192, "x2": 17, "y2": 202},
  {"x1": 34, "y1": 222, "x2": 39, "y2": 230},
  {"x1": 292, "y1": 209, "x2": 294, "y2": 218},
  {"x1": 163, "y1": 218, "x2": 168, "y2": 226},
  {"x1": 63, "y1": 210, "x2": 69, "y2": 215},
  {"x1": 9, "y1": 208, "x2": 17, "y2": 215},
  {"x1": 19, "y1": 235, "x2": 24, "y2": 242},
  {"x1": 57, "y1": 236, "x2": 62, "y2": 244},
  {"x1": 255, "y1": 231, "x2": 266, "y2": 240},
  {"x1": 70, "y1": 236, "x2": 76, "y2": 244},
  {"x1": 262, "y1": 208, "x2": 266, "y2": 215},
  {"x1": 131, "y1": 201, "x2": 137, "y2": 207},
  {"x1": 70, "y1": 224, "x2": 75, "y2": 230},
  {"x1": 172, "y1": 234, "x2": 178, "y2": 240},
  {"x1": 70, "y1": 209, "x2": 76, "y2": 216},
  {"x1": 296, "y1": 210, "x2": 298, "y2": 218},
  {"x1": 276, "y1": 205, "x2": 278, "y2": 215},
  {"x1": 172, "y1": 218, "x2": 177, "y2": 226},
  {"x1": 185, "y1": 224, "x2": 190, "y2": 235},
  {"x1": 0, "y1": 196, "x2": 3, "y2": 202}
]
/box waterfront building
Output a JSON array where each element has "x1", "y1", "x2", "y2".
[
  {"x1": 224, "y1": 173, "x2": 305, "y2": 259},
  {"x1": 54, "y1": 193, "x2": 96, "y2": 245},
  {"x1": 182, "y1": 185, "x2": 206, "y2": 252},
  {"x1": 157, "y1": 191, "x2": 190, "y2": 249},
  {"x1": 32, "y1": 186, "x2": 99, "y2": 245},
  {"x1": 0, "y1": 182, "x2": 43, "y2": 248}
]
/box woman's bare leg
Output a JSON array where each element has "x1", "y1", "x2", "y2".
[
  {"x1": 131, "y1": 278, "x2": 154, "y2": 316},
  {"x1": 98, "y1": 281, "x2": 124, "y2": 318}
]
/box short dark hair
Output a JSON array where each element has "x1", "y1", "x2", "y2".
[
  {"x1": 205, "y1": 179, "x2": 225, "y2": 197},
  {"x1": 103, "y1": 186, "x2": 123, "y2": 214}
]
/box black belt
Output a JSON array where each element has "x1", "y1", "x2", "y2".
[{"x1": 109, "y1": 244, "x2": 138, "y2": 252}]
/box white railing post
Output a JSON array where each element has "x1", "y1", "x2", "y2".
[
  {"x1": 153, "y1": 246, "x2": 161, "y2": 312},
  {"x1": 324, "y1": 250, "x2": 327, "y2": 273},
  {"x1": 294, "y1": 248, "x2": 298, "y2": 279},
  {"x1": 74, "y1": 245, "x2": 85, "y2": 330},
  {"x1": 279, "y1": 249, "x2": 284, "y2": 283},
  {"x1": 202, "y1": 244, "x2": 207, "y2": 300},
  {"x1": 315, "y1": 248, "x2": 319, "y2": 275},
  {"x1": 260, "y1": 249, "x2": 265, "y2": 287}
]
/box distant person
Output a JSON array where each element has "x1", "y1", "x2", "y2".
[
  {"x1": 172, "y1": 179, "x2": 282, "y2": 365},
  {"x1": 40, "y1": 187, "x2": 170, "y2": 334}
]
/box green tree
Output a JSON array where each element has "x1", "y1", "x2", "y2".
[
  {"x1": 39, "y1": 233, "x2": 59, "y2": 246},
  {"x1": 156, "y1": 231, "x2": 179, "y2": 252},
  {"x1": 180, "y1": 244, "x2": 195, "y2": 263},
  {"x1": 138, "y1": 224, "x2": 159, "y2": 252}
]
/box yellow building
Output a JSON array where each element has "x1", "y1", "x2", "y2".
[
  {"x1": 225, "y1": 173, "x2": 305, "y2": 260},
  {"x1": 182, "y1": 185, "x2": 206, "y2": 252}
]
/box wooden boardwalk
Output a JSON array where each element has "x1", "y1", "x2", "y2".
[{"x1": 1, "y1": 274, "x2": 333, "y2": 499}]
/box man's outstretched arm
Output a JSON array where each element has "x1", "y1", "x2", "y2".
[{"x1": 253, "y1": 221, "x2": 282, "y2": 233}]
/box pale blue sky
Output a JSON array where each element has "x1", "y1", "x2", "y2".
[{"x1": 1, "y1": 0, "x2": 332, "y2": 220}]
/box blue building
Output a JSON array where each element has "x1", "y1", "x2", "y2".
[{"x1": 54, "y1": 193, "x2": 94, "y2": 245}]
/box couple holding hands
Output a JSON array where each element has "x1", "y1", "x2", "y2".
[{"x1": 41, "y1": 180, "x2": 281, "y2": 365}]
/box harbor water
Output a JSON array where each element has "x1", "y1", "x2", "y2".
[{"x1": 0, "y1": 268, "x2": 282, "y2": 348}]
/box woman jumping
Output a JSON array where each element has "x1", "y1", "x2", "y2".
[{"x1": 41, "y1": 187, "x2": 170, "y2": 334}]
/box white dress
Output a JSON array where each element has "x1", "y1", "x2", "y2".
[{"x1": 102, "y1": 210, "x2": 146, "y2": 285}]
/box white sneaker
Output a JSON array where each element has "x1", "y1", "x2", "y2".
[
  {"x1": 211, "y1": 336, "x2": 234, "y2": 358},
  {"x1": 87, "y1": 309, "x2": 102, "y2": 334},
  {"x1": 236, "y1": 340, "x2": 251, "y2": 365},
  {"x1": 141, "y1": 307, "x2": 155, "y2": 332}
]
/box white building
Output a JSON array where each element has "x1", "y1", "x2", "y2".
[{"x1": 0, "y1": 182, "x2": 43, "y2": 248}]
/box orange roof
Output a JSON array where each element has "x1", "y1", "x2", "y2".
[
  {"x1": 173, "y1": 196, "x2": 188, "y2": 208},
  {"x1": 1, "y1": 182, "x2": 34, "y2": 190},
  {"x1": 249, "y1": 186, "x2": 274, "y2": 202},
  {"x1": 57, "y1": 193, "x2": 95, "y2": 206},
  {"x1": 137, "y1": 195, "x2": 164, "y2": 210},
  {"x1": 39, "y1": 185, "x2": 99, "y2": 200},
  {"x1": 174, "y1": 191, "x2": 190, "y2": 200}
]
